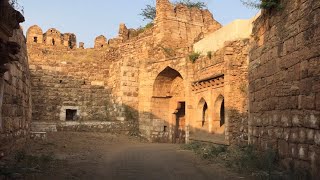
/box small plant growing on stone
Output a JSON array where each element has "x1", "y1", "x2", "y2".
[
  {"x1": 241, "y1": 0, "x2": 281, "y2": 10},
  {"x1": 9, "y1": 0, "x2": 24, "y2": 14},
  {"x1": 140, "y1": 0, "x2": 207, "y2": 21},
  {"x1": 160, "y1": 46, "x2": 175, "y2": 57},
  {"x1": 207, "y1": 51, "x2": 212, "y2": 59},
  {"x1": 175, "y1": 0, "x2": 207, "y2": 10},
  {"x1": 188, "y1": 51, "x2": 201, "y2": 63}
]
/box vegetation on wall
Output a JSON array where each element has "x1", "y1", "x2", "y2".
[
  {"x1": 9, "y1": 0, "x2": 24, "y2": 13},
  {"x1": 176, "y1": 0, "x2": 207, "y2": 9},
  {"x1": 241, "y1": 0, "x2": 281, "y2": 10},
  {"x1": 207, "y1": 51, "x2": 212, "y2": 59},
  {"x1": 188, "y1": 51, "x2": 201, "y2": 63},
  {"x1": 131, "y1": 22, "x2": 154, "y2": 37},
  {"x1": 140, "y1": 0, "x2": 207, "y2": 21}
]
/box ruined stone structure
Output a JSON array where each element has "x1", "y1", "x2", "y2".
[
  {"x1": 17, "y1": 0, "x2": 320, "y2": 176},
  {"x1": 0, "y1": 1, "x2": 31, "y2": 157},
  {"x1": 249, "y1": 0, "x2": 320, "y2": 176},
  {"x1": 27, "y1": 0, "x2": 250, "y2": 146}
]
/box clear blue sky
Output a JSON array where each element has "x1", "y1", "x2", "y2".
[{"x1": 19, "y1": 0, "x2": 259, "y2": 48}]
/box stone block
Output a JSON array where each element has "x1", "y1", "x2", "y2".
[
  {"x1": 298, "y1": 94, "x2": 315, "y2": 110},
  {"x1": 278, "y1": 140, "x2": 289, "y2": 158},
  {"x1": 289, "y1": 143, "x2": 298, "y2": 159},
  {"x1": 297, "y1": 144, "x2": 309, "y2": 161}
]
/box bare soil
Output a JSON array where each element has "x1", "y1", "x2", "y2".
[{"x1": 1, "y1": 132, "x2": 249, "y2": 180}]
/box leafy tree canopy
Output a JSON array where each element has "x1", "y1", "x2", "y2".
[{"x1": 140, "y1": 0, "x2": 207, "y2": 21}]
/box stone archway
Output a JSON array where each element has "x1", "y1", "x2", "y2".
[
  {"x1": 151, "y1": 67, "x2": 185, "y2": 143},
  {"x1": 197, "y1": 98, "x2": 209, "y2": 132},
  {"x1": 212, "y1": 95, "x2": 225, "y2": 135}
]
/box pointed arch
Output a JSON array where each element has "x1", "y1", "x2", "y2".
[
  {"x1": 153, "y1": 66, "x2": 183, "y2": 97},
  {"x1": 197, "y1": 97, "x2": 208, "y2": 127}
]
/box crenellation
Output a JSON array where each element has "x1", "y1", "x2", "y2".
[{"x1": 94, "y1": 35, "x2": 107, "y2": 48}]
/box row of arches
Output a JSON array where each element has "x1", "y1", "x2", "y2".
[
  {"x1": 199, "y1": 96, "x2": 225, "y2": 135},
  {"x1": 150, "y1": 66, "x2": 226, "y2": 143}
]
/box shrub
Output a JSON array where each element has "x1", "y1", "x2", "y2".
[
  {"x1": 175, "y1": 0, "x2": 207, "y2": 10},
  {"x1": 241, "y1": 0, "x2": 281, "y2": 10},
  {"x1": 9, "y1": 0, "x2": 24, "y2": 14},
  {"x1": 131, "y1": 23, "x2": 154, "y2": 37},
  {"x1": 207, "y1": 51, "x2": 212, "y2": 59},
  {"x1": 188, "y1": 52, "x2": 201, "y2": 63},
  {"x1": 140, "y1": 0, "x2": 207, "y2": 21}
]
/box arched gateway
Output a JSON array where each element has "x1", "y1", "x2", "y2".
[{"x1": 151, "y1": 67, "x2": 185, "y2": 143}]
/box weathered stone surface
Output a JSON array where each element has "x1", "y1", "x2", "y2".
[
  {"x1": 0, "y1": 0, "x2": 31, "y2": 158},
  {"x1": 249, "y1": 0, "x2": 320, "y2": 176}
]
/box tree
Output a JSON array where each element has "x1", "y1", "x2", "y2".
[
  {"x1": 140, "y1": 4, "x2": 156, "y2": 21},
  {"x1": 241, "y1": 0, "x2": 281, "y2": 10},
  {"x1": 176, "y1": 0, "x2": 207, "y2": 10},
  {"x1": 140, "y1": 0, "x2": 207, "y2": 21},
  {"x1": 9, "y1": 0, "x2": 24, "y2": 13}
]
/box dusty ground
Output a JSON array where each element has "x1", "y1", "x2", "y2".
[{"x1": 1, "y1": 132, "x2": 249, "y2": 180}]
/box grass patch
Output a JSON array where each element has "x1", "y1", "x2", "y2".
[
  {"x1": 181, "y1": 142, "x2": 291, "y2": 179},
  {"x1": 131, "y1": 22, "x2": 154, "y2": 37},
  {"x1": 0, "y1": 150, "x2": 56, "y2": 178}
]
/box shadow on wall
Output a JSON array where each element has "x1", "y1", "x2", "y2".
[{"x1": 31, "y1": 65, "x2": 248, "y2": 146}]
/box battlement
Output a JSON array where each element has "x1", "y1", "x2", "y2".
[
  {"x1": 154, "y1": 0, "x2": 222, "y2": 48},
  {"x1": 27, "y1": 25, "x2": 77, "y2": 49}
]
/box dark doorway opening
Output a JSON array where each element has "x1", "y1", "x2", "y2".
[
  {"x1": 66, "y1": 109, "x2": 77, "y2": 121},
  {"x1": 220, "y1": 100, "x2": 225, "y2": 126},
  {"x1": 202, "y1": 102, "x2": 208, "y2": 127},
  {"x1": 33, "y1": 37, "x2": 38, "y2": 43},
  {"x1": 52, "y1": 39, "x2": 55, "y2": 46},
  {"x1": 175, "y1": 102, "x2": 186, "y2": 144}
]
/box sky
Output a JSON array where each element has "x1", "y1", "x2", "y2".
[{"x1": 19, "y1": 0, "x2": 259, "y2": 48}]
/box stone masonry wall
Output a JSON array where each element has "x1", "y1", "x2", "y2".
[
  {"x1": 189, "y1": 39, "x2": 249, "y2": 145},
  {"x1": 0, "y1": 28, "x2": 32, "y2": 157},
  {"x1": 27, "y1": 0, "x2": 250, "y2": 145},
  {"x1": 249, "y1": 0, "x2": 320, "y2": 176},
  {"x1": 0, "y1": 0, "x2": 31, "y2": 157},
  {"x1": 27, "y1": 26, "x2": 139, "y2": 134}
]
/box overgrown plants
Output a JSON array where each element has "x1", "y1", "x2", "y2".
[
  {"x1": 140, "y1": 0, "x2": 207, "y2": 21},
  {"x1": 188, "y1": 51, "x2": 201, "y2": 63},
  {"x1": 241, "y1": 0, "x2": 282, "y2": 10}
]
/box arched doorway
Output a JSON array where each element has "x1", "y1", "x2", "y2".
[
  {"x1": 151, "y1": 67, "x2": 185, "y2": 143},
  {"x1": 191, "y1": 98, "x2": 210, "y2": 137},
  {"x1": 212, "y1": 95, "x2": 225, "y2": 134}
]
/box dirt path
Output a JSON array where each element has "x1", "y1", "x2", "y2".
[{"x1": 14, "y1": 132, "x2": 247, "y2": 180}]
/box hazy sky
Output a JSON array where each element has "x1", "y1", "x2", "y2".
[{"x1": 19, "y1": 0, "x2": 259, "y2": 48}]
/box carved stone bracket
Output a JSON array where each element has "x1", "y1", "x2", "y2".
[{"x1": 192, "y1": 74, "x2": 224, "y2": 92}]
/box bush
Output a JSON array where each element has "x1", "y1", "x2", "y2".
[
  {"x1": 241, "y1": 0, "x2": 281, "y2": 10},
  {"x1": 188, "y1": 52, "x2": 201, "y2": 63},
  {"x1": 182, "y1": 142, "x2": 281, "y2": 177},
  {"x1": 175, "y1": 0, "x2": 207, "y2": 10},
  {"x1": 207, "y1": 51, "x2": 212, "y2": 59},
  {"x1": 140, "y1": 0, "x2": 207, "y2": 21},
  {"x1": 131, "y1": 23, "x2": 154, "y2": 37},
  {"x1": 9, "y1": 0, "x2": 24, "y2": 14}
]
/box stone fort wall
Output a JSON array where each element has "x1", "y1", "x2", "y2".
[
  {"x1": 0, "y1": 1, "x2": 31, "y2": 157},
  {"x1": 25, "y1": 0, "x2": 252, "y2": 147},
  {"x1": 249, "y1": 0, "x2": 320, "y2": 176}
]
